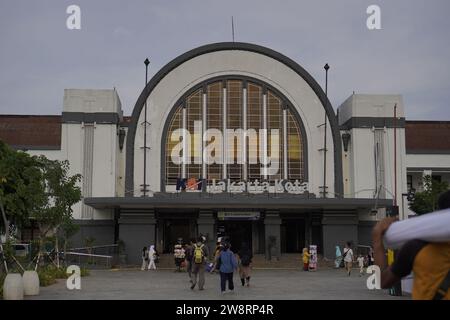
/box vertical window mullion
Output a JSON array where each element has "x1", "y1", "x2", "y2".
[
  {"x1": 242, "y1": 85, "x2": 247, "y2": 180},
  {"x1": 202, "y1": 92, "x2": 207, "y2": 179},
  {"x1": 283, "y1": 107, "x2": 288, "y2": 180},
  {"x1": 262, "y1": 92, "x2": 268, "y2": 179},
  {"x1": 182, "y1": 105, "x2": 187, "y2": 179},
  {"x1": 222, "y1": 85, "x2": 227, "y2": 179}
]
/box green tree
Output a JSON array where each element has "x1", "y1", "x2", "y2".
[
  {"x1": 33, "y1": 157, "x2": 81, "y2": 268},
  {"x1": 60, "y1": 216, "x2": 80, "y2": 255},
  {"x1": 0, "y1": 141, "x2": 46, "y2": 240},
  {"x1": 409, "y1": 175, "x2": 449, "y2": 215}
]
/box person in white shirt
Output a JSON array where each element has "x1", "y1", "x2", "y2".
[
  {"x1": 343, "y1": 242, "x2": 354, "y2": 276},
  {"x1": 357, "y1": 254, "x2": 365, "y2": 276},
  {"x1": 148, "y1": 245, "x2": 157, "y2": 270}
]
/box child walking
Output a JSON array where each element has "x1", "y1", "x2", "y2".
[
  {"x1": 357, "y1": 254, "x2": 365, "y2": 276},
  {"x1": 302, "y1": 248, "x2": 310, "y2": 271}
]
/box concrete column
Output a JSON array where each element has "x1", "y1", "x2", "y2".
[
  {"x1": 321, "y1": 211, "x2": 358, "y2": 260},
  {"x1": 252, "y1": 221, "x2": 259, "y2": 255},
  {"x1": 156, "y1": 218, "x2": 164, "y2": 253},
  {"x1": 119, "y1": 210, "x2": 156, "y2": 265},
  {"x1": 197, "y1": 211, "x2": 215, "y2": 258},
  {"x1": 264, "y1": 211, "x2": 281, "y2": 261},
  {"x1": 304, "y1": 213, "x2": 311, "y2": 247}
]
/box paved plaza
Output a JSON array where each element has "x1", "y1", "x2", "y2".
[{"x1": 27, "y1": 268, "x2": 410, "y2": 300}]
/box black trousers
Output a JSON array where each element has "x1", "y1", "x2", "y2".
[{"x1": 220, "y1": 272, "x2": 234, "y2": 292}]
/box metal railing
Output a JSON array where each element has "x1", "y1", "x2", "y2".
[{"x1": 63, "y1": 244, "x2": 119, "y2": 269}]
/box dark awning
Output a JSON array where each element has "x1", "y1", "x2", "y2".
[{"x1": 84, "y1": 192, "x2": 392, "y2": 210}]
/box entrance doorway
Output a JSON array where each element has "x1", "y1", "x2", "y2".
[
  {"x1": 163, "y1": 219, "x2": 191, "y2": 252},
  {"x1": 281, "y1": 219, "x2": 305, "y2": 253},
  {"x1": 217, "y1": 221, "x2": 252, "y2": 253}
]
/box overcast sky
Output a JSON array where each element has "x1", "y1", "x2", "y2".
[{"x1": 0, "y1": 0, "x2": 449, "y2": 120}]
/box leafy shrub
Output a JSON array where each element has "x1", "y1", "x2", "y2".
[
  {"x1": 37, "y1": 264, "x2": 89, "y2": 287},
  {"x1": 37, "y1": 267, "x2": 57, "y2": 287},
  {"x1": 80, "y1": 268, "x2": 89, "y2": 277}
]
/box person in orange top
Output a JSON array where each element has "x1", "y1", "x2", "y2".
[
  {"x1": 372, "y1": 190, "x2": 450, "y2": 300},
  {"x1": 302, "y1": 248, "x2": 310, "y2": 271}
]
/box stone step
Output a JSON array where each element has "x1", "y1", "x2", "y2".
[{"x1": 141, "y1": 253, "x2": 334, "y2": 269}]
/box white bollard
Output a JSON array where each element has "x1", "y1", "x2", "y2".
[
  {"x1": 3, "y1": 273, "x2": 24, "y2": 300},
  {"x1": 23, "y1": 270, "x2": 40, "y2": 296}
]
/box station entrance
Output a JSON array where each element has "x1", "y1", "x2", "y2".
[{"x1": 216, "y1": 220, "x2": 253, "y2": 253}]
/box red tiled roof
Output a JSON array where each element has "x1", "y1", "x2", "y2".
[
  {"x1": 0, "y1": 115, "x2": 132, "y2": 150},
  {"x1": 0, "y1": 115, "x2": 62, "y2": 150},
  {"x1": 405, "y1": 121, "x2": 450, "y2": 153},
  {"x1": 1, "y1": 115, "x2": 449, "y2": 152}
]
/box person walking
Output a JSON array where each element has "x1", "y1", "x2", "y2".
[
  {"x1": 357, "y1": 254, "x2": 365, "y2": 276},
  {"x1": 141, "y1": 246, "x2": 149, "y2": 271},
  {"x1": 335, "y1": 245, "x2": 342, "y2": 268},
  {"x1": 343, "y1": 242, "x2": 354, "y2": 276},
  {"x1": 371, "y1": 190, "x2": 450, "y2": 300},
  {"x1": 174, "y1": 239, "x2": 185, "y2": 272},
  {"x1": 191, "y1": 237, "x2": 209, "y2": 290},
  {"x1": 210, "y1": 240, "x2": 223, "y2": 273},
  {"x1": 218, "y1": 241, "x2": 238, "y2": 294},
  {"x1": 238, "y1": 242, "x2": 252, "y2": 287},
  {"x1": 367, "y1": 249, "x2": 374, "y2": 267},
  {"x1": 302, "y1": 247, "x2": 310, "y2": 271},
  {"x1": 148, "y1": 245, "x2": 157, "y2": 270},
  {"x1": 185, "y1": 238, "x2": 195, "y2": 280}
]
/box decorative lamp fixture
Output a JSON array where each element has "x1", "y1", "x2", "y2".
[
  {"x1": 118, "y1": 128, "x2": 126, "y2": 151},
  {"x1": 342, "y1": 132, "x2": 351, "y2": 152}
]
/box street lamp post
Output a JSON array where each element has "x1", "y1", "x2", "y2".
[
  {"x1": 142, "y1": 58, "x2": 150, "y2": 196},
  {"x1": 322, "y1": 63, "x2": 330, "y2": 198}
]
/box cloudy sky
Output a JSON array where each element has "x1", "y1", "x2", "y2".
[{"x1": 0, "y1": 0, "x2": 449, "y2": 120}]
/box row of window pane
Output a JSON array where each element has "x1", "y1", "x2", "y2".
[{"x1": 165, "y1": 80, "x2": 304, "y2": 185}]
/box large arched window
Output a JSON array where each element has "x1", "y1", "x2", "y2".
[{"x1": 164, "y1": 78, "x2": 305, "y2": 187}]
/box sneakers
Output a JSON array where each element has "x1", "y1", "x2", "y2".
[{"x1": 190, "y1": 283, "x2": 195, "y2": 290}]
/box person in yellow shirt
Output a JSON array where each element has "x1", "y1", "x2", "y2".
[
  {"x1": 302, "y1": 248, "x2": 310, "y2": 271},
  {"x1": 372, "y1": 190, "x2": 450, "y2": 300}
]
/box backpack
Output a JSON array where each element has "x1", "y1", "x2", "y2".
[{"x1": 194, "y1": 244, "x2": 204, "y2": 264}]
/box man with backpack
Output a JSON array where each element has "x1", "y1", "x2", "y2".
[
  {"x1": 190, "y1": 237, "x2": 209, "y2": 290},
  {"x1": 185, "y1": 238, "x2": 195, "y2": 280}
]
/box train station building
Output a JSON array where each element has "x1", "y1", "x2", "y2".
[{"x1": 1, "y1": 42, "x2": 449, "y2": 264}]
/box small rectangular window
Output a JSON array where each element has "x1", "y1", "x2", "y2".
[{"x1": 407, "y1": 175, "x2": 412, "y2": 192}]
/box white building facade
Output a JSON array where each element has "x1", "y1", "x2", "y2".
[{"x1": 2, "y1": 42, "x2": 449, "y2": 264}]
